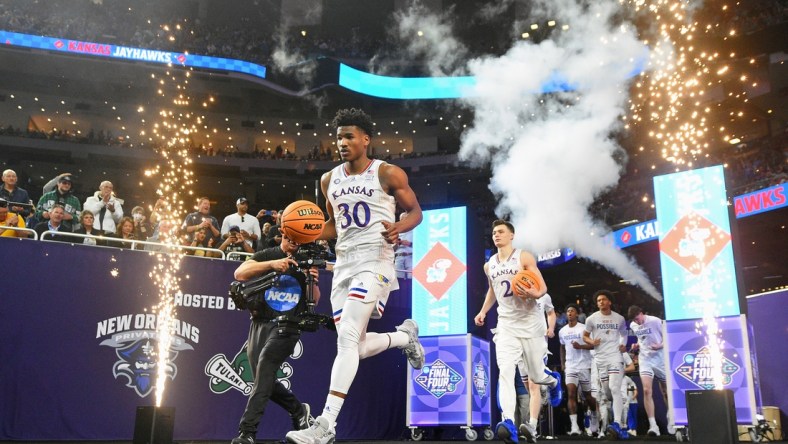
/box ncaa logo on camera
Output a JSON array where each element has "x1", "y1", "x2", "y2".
[{"x1": 265, "y1": 275, "x2": 302, "y2": 312}]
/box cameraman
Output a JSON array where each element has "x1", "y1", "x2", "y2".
[{"x1": 230, "y1": 234, "x2": 321, "y2": 444}]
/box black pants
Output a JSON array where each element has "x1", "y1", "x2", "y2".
[{"x1": 239, "y1": 319, "x2": 302, "y2": 434}]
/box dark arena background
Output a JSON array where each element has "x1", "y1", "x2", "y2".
[{"x1": 1, "y1": 0, "x2": 786, "y2": 443}]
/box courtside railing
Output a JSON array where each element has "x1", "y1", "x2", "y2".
[{"x1": 39, "y1": 231, "x2": 226, "y2": 259}]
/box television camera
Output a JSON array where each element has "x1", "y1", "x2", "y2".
[{"x1": 228, "y1": 242, "x2": 333, "y2": 332}]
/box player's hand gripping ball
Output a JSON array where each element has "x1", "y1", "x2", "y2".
[
  {"x1": 280, "y1": 200, "x2": 325, "y2": 244},
  {"x1": 511, "y1": 269, "x2": 541, "y2": 297}
]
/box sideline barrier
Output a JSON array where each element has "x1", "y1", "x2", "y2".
[
  {"x1": 39, "y1": 230, "x2": 226, "y2": 259},
  {"x1": 0, "y1": 239, "x2": 411, "y2": 441},
  {"x1": 0, "y1": 225, "x2": 37, "y2": 239}
]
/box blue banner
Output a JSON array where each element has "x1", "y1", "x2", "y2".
[
  {"x1": 0, "y1": 239, "x2": 412, "y2": 440},
  {"x1": 406, "y1": 334, "x2": 491, "y2": 426},
  {"x1": 653, "y1": 165, "x2": 741, "y2": 321},
  {"x1": 664, "y1": 315, "x2": 758, "y2": 425},
  {"x1": 733, "y1": 182, "x2": 787, "y2": 218},
  {"x1": 411, "y1": 207, "x2": 468, "y2": 336},
  {"x1": 0, "y1": 30, "x2": 266, "y2": 78}
]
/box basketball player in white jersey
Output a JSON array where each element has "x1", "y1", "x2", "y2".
[
  {"x1": 559, "y1": 304, "x2": 597, "y2": 436},
  {"x1": 286, "y1": 108, "x2": 424, "y2": 444},
  {"x1": 583, "y1": 290, "x2": 629, "y2": 440},
  {"x1": 474, "y1": 220, "x2": 562, "y2": 444},
  {"x1": 628, "y1": 305, "x2": 672, "y2": 436}
]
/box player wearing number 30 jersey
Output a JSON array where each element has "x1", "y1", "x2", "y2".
[{"x1": 287, "y1": 108, "x2": 424, "y2": 444}]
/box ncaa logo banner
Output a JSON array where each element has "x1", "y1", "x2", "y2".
[
  {"x1": 411, "y1": 206, "x2": 468, "y2": 336},
  {"x1": 665, "y1": 315, "x2": 758, "y2": 425},
  {"x1": 407, "y1": 335, "x2": 491, "y2": 427}
]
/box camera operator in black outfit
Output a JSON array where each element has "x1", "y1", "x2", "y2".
[{"x1": 229, "y1": 233, "x2": 322, "y2": 444}]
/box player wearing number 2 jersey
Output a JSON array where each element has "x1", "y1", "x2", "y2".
[
  {"x1": 286, "y1": 108, "x2": 424, "y2": 444},
  {"x1": 474, "y1": 220, "x2": 562, "y2": 444}
]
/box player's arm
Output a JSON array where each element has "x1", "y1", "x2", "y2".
[
  {"x1": 317, "y1": 171, "x2": 338, "y2": 240},
  {"x1": 546, "y1": 308, "x2": 556, "y2": 338},
  {"x1": 516, "y1": 250, "x2": 547, "y2": 298},
  {"x1": 618, "y1": 317, "x2": 628, "y2": 353},
  {"x1": 379, "y1": 163, "x2": 422, "y2": 243},
  {"x1": 583, "y1": 326, "x2": 600, "y2": 347},
  {"x1": 474, "y1": 265, "x2": 497, "y2": 326},
  {"x1": 559, "y1": 333, "x2": 567, "y2": 371}
]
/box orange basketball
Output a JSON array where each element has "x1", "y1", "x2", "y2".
[
  {"x1": 280, "y1": 200, "x2": 325, "y2": 244},
  {"x1": 511, "y1": 269, "x2": 541, "y2": 296}
]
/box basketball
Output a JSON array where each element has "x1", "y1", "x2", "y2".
[
  {"x1": 511, "y1": 269, "x2": 541, "y2": 296},
  {"x1": 280, "y1": 200, "x2": 325, "y2": 244}
]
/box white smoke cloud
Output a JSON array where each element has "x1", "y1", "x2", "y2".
[
  {"x1": 391, "y1": 2, "x2": 468, "y2": 76},
  {"x1": 458, "y1": 0, "x2": 661, "y2": 299}
]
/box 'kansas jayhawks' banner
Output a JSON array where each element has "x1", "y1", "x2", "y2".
[
  {"x1": 411, "y1": 206, "x2": 468, "y2": 336},
  {"x1": 0, "y1": 30, "x2": 266, "y2": 79}
]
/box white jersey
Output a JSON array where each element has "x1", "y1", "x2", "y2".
[
  {"x1": 559, "y1": 322, "x2": 593, "y2": 370},
  {"x1": 326, "y1": 159, "x2": 398, "y2": 289},
  {"x1": 585, "y1": 310, "x2": 627, "y2": 365},
  {"x1": 486, "y1": 249, "x2": 545, "y2": 338},
  {"x1": 630, "y1": 315, "x2": 664, "y2": 359},
  {"x1": 536, "y1": 293, "x2": 554, "y2": 329}
]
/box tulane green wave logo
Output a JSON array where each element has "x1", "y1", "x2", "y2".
[{"x1": 205, "y1": 340, "x2": 304, "y2": 395}]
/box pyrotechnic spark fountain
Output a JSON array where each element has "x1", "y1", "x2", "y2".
[
  {"x1": 624, "y1": 0, "x2": 749, "y2": 168},
  {"x1": 623, "y1": 0, "x2": 751, "y2": 388},
  {"x1": 143, "y1": 64, "x2": 198, "y2": 407}
]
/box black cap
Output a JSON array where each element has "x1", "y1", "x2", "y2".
[
  {"x1": 229, "y1": 225, "x2": 240, "y2": 232},
  {"x1": 59, "y1": 175, "x2": 73, "y2": 183}
]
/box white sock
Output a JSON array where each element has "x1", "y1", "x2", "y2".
[
  {"x1": 570, "y1": 414, "x2": 578, "y2": 428},
  {"x1": 391, "y1": 331, "x2": 409, "y2": 348},
  {"x1": 649, "y1": 417, "x2": 657, "y2": 429},
  {"x1": 529, "y1": 417, "x2": 538, "y2": 429},
  {"x1": 321, "y1": 395, "x2": 344, "y2": 426}
]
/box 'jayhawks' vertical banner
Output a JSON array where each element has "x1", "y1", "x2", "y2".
[
  {"x1": 406, "y1": 334, "x2": 491, "y2": 426},
  {"x1": 664, "y1": 315, "x2": 758, "y2": 425},
  {"x1": 653, "y1": 165, "x2": 741, "y2": 321},
  {"x1": 411, "y1": 207, "x2": 468, "y2": 336}
]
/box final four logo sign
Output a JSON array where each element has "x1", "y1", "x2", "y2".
[
  {"x1": 675, "y1": 345, "x2": 740, "y2": 390},
  {"x1": 472, "y1": 361, "x2": 488, "y2": 397},
  {"x1": 97, "y1": 313, "x2": 199, "y2": 398},
  {"x1": 414, "y1": 359, "x2": 463, "y2": 398},
  {"x1": 205, "y1": 340, "x2": 305, "y2": 395}
]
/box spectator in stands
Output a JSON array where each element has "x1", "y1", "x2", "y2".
[
  {"x1": 110, "y1": 216, "x2": 139, "y2": 249},
  {"x1": 83, "y1": 181, "x2": 124, "y2": 234},
  {"x1": 186, "y1": 226, "x2": 215, "y2": 256},
  {"x1": 35, "y1": 174, "x2": 81, "y2": 231},
  {"x1": 73, "y1": 209, "x2": 106, "y2": 246},
  {"x1": 219, "y1": 225, "x2": 255, "y2": 259},
  {"x1": 221, "y1": 197, "x2": 261, "y2": 250},
  {"x1": 131, "y1": 206, "x2": 153, "y2": 241},
  {"x1": 0, "y1": 198, "x2": 27, "y2": 238},
  {"x1": 1, "y1": 169, "x2": 33, "y2": 219},
  {"x1": 260, "y1": 224, "x2": 283, "y2": 251},
  {"x1": 149, "y1": 197, "x2": 168, "y2": 226},
  {"x1": 33, "y1": 204, "x2": 72, "y2": 242},
  {"x1": 182, "y1": 196, "x2": 220, "y2": 248}
]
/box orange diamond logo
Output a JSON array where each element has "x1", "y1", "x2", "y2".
[
  {"x1": 413, "y1": 242, "x2": 466, "y2": 300},
  {"x1": 660, "y1": 211, "x2": 731, "y2": 275}
]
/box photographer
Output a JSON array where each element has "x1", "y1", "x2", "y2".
[{"x1": 229, "y1": 233, "x2": 321, "y2": 444}]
